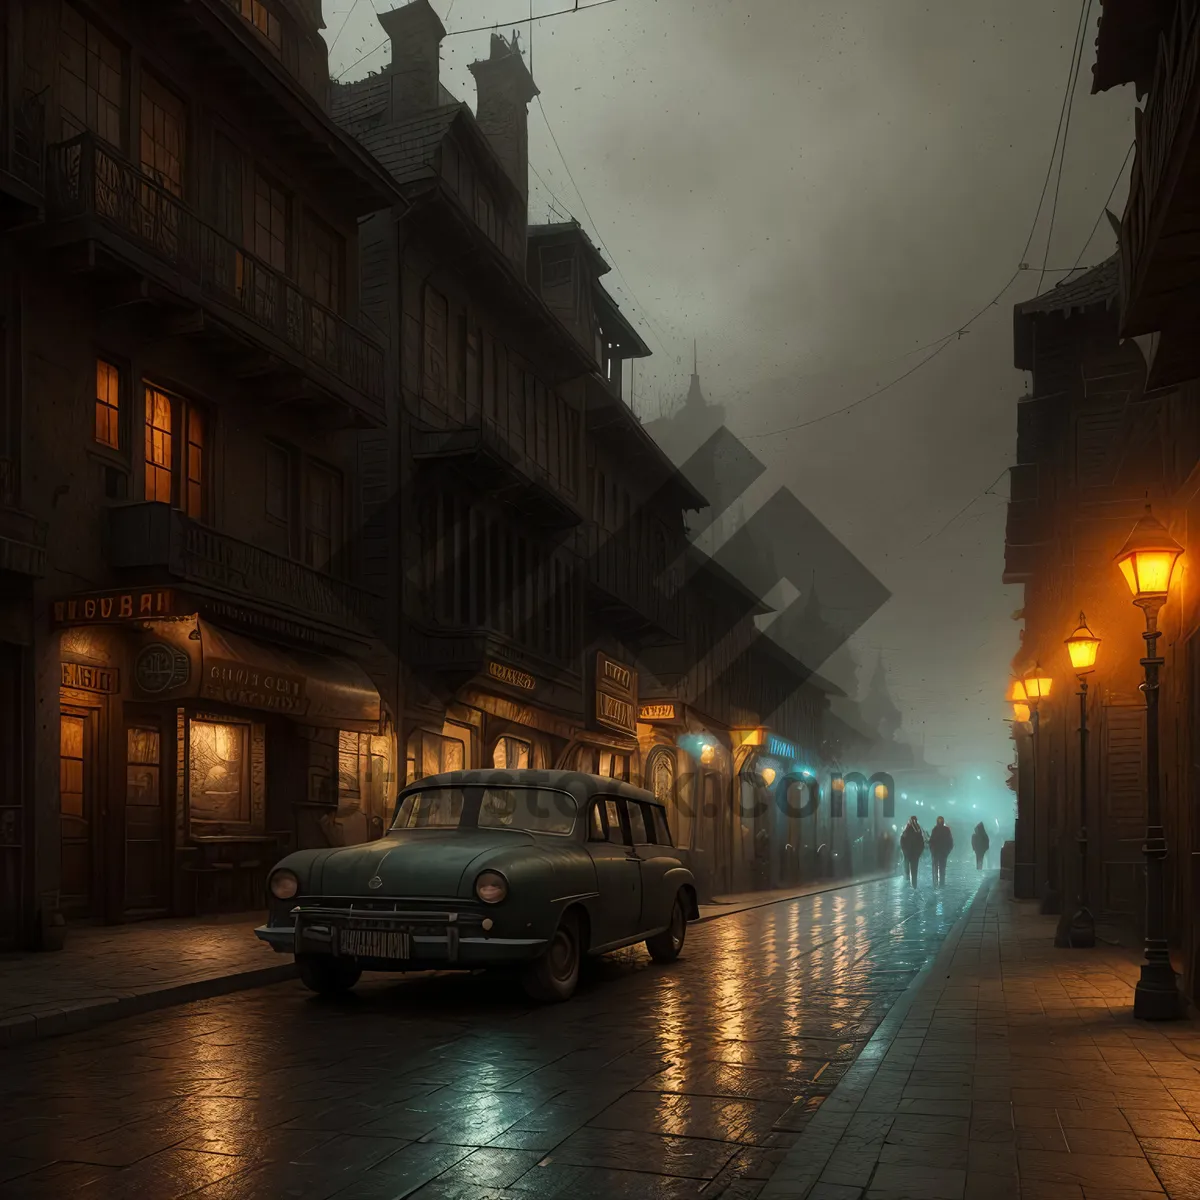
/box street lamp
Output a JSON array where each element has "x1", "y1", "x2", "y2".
[
  {"x1": 1057, "y1": 613, "x2": 1100, "y2": 949},
  {"x1": 1024, "y1": 666, "x2": 1058, "y2": 914},
  {"x1": 1116, "y1": 505, "x2": 1184, "y2": 1020}
]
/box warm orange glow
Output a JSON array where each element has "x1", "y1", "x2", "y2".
[
  {"x1": 760, "y1": 767, "x2": 777, "y2": 787},
  {"x1": 1065, "y1": 612, "x2": 1100, "y2": 673},
  {"x1": 1024, "y1": 672, "x2": 1052, "y2": 701},
  {"x1": 1012, "y1": 702, "x2": 1031, "y2": 723},
  {"x1": 873, "y1": 783, "x2": 888, "y2": 800},
  {"x1": 1115, "y1": 509, "x2": 1183, "y2": 603},
  {"x1": 1006, "y1": 678, "x2": 1028, "y2": 703}
]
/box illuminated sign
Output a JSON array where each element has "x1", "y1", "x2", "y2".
[
  {"x1": 639, "y1": 703, "x2": 676, "y2": 721},
  {"x1": 203, "y1": 658, "x2": 307, "y2": 715},
  {"x1": 53, "y1": 588, "x2": 178, "y2": 625},
  {"x1": 767, "y1": 735, "x2": 797, "y2": 760},
  {"x1": 60, "y1": 663, "x2": 118, "y2": 694},
  {"x1": 487, "y1": 661, "x2": 536, "y2": 692},
  {"x1": 594, "y1": 652, "x2": 637, "y2": 735}
]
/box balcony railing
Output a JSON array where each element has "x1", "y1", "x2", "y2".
[
  {"x1": 45, "y1": 135, "x2": 384, "y2": 415},
  {"x1": 1120, "y1": 0, "x2": 1200, "y2": 333},
  {"x1": 110, "y1": 502, "x2": 380, "y2": 635}
]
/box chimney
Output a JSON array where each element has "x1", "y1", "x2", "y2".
[
  {"x1": 377, "y1": 1, "x2": 446, "y2": 118},
  {"x1": 469, "y1": 32, "x2": 539, "y2": 205}
]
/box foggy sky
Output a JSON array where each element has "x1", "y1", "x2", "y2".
[{"x1": 326, "y1": 0, "x2": 1137, "y2": 785}]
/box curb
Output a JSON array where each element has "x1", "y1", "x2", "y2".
[
  {"x1": 0, "y1": 870, "x2": 900, "y2": 1051},
  {"x1": 695, "y1": 869, "x2": 895, "y2": 924},
  {"x1": 0, "y1": 961, "x2": 297, "y2": 1051},
  {"x1": 759, "y1": 875, "x2": 995, "y2": 1199}
]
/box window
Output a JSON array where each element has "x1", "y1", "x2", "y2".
[
  {"x1": 479, "y1": 788, "x2": 577, "y2": 835},
  {"x1": 303, "y1": 214, "x2": 343, "y2": 313},
  {"x1": 588, "y1": 801, "x2": 605, "y2": 841},
  {"x1": 627, "y1": 802, "x2": 650, "y2": 845},
  {"x1": 127, "y1": 727, "x2": 161, "y2": 807},
  {"x1": 304, "y1": 462, "x2": 342, "y2": 573},
  {"x1": 59, "y1": 6, "x2": 124, "y2": 146},
  {"x1": 392, "y1": 788, "x2": 465, "y2": 830},
  {"x1": 603, "y1": 798, "x2": 626, "y2": 845},
  {"x1": 185, "y1": 406, "x2": 206, "y2": 519},
  {"x1": 541, "y1": 250, "x2": 573, "y2": 289},
  {"x1": 253, "y1": 171, "x2": 288, "y2": 271},
  {"x1": 139, "y1": 74, "x2": 185, "y2": 196},
  {"x1": 239, "y1": 0, "x2": 283, "y2": 53},
  {"x1": 264, "y1": 441, "x2": 291, "y2": 526},
  {"x1": 143, "y1": 385, "x2": 208, "y2": 516},
  {"x1": 188, "y1": 719, "x2": 250, "y2": 826},
  {"x1": 492, "y1": 736, "x2": 531, "y2": 771},
  {"x1": 405, "y1": 729, "x2": 466, "y2": 784},
  {"x1": 599, "y1": 751, "x2": 628, "y2": 781},
  {"x1": 144, "y1": 386, "x2": 172, "y2": 504},
  {"x1": 338, "y1": 731, "x2": 361, "y2": 798},
  {"x1": 95, "y1": 358, "x2": 121, "y2": 450}
]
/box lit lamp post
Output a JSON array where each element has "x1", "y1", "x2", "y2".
[
  {"x1": 1024, "y1": 667, "x2": 1055, "y2": 913},
  {"x1": 1056, "y1": 613, "x2": 1100, "y2": 949},
  {"x1": 1008, "y1": 677, "x2": 1034, "y2": 897},
  {"x1": 1115, "y1": 506, "x2": 1184, "y2": 1020}
]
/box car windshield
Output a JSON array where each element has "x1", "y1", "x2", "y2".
[{"x1": 391, "y1": 786, "x2": 578, "y2": 835}]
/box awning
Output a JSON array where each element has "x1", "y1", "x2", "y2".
[{"x1": 132, "y1": 618, "x2": 381, "y2": 732}]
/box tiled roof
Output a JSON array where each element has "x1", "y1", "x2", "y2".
[
  {"x1": 330, "y1": 74, "x2": 389, "y2": 134},
  {"x1": 347, "y1": 103, "x2": 465, "y2": 187},
  {"x1": 1015, "y1": 255, "x2": 1120, "y2": 319}
]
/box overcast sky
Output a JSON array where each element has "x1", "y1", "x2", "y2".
[{"x1": 324, "y1": 0, "x2": 1137, "y2": 785}]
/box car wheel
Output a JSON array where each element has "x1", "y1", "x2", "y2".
[
  {"x1": 522, "y1": 910, "x2": 581, "y2": 1002},
  {"x1": 646, "y1": 891, "x2": 688, "y2": 964},
  {"x1": 297, "y1": 954, "x2": 362, "y2": 996}
]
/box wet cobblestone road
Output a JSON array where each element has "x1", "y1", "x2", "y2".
[{"x1": 0, "y1": 868, "x2": 986, "y2": 1200}]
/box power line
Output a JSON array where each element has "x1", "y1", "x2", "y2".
[
  {"x1": 327, "y1": 0, "x2": 369, "y2": 58},
  {"x1": 333, "y1": 0, "x2": 625, "y2": 81},
  {"x1": 1067, "y1": 140, "x2": 1135, "y2": 274},
  {"x1": 914, "y1": 467, "x2": 1011, "y2": 548},
  {"x1": 1038, "y1": 0, "x2": 1093, "y2": 291}
]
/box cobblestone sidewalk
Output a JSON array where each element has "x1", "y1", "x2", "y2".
[
  {"x1": 0, "y1": 871, "x2": 890, "y2": 1050},
  {"x1": 762, "y1": 877, "x2": 1200, "y2": 1200}
]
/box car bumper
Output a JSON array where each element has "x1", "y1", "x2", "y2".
[{"x1": 254, "y1": 904, "x2": 548, "y2": 969}]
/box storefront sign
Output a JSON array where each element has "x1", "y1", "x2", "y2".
[
  {"x1": 639, "y1": 702, "x2": 676, "y2": 721},
  {"x1": 594, "y1": 652, "x2": 638, "y2": 735},
  {"x1": 202, "y1": 657, "x2": 307, "y2": 715},
  {"x1": 134, "y1": 643, "x2": 191, "y2": 695},
  {"x1": 60, "y1": 662, "x2": 118, "y2": 694},
  {"x1": 487, "y1": 661, "x2": 536, "y2": 692},
  {"x1": 53, "y1": 588, "x2": 178, "y2": 625},
  {"x1": 768, "y1": 735, "x2": 797, "y2": 761}
]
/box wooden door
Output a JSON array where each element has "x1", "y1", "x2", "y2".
[
  {"x1": 1099, "y1": 700, "x2": 1146, "y2": 920},
  {"x1": 59, "y1": 705, "x2": 100, "y2": 917},
  {"x1": 124, "y1": 724, "x2": 168, "y2": 914}
]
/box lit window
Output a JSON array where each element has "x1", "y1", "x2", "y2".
[
  {"x1": 338, "y1": 731, "x2": 361, "y2": 798},
  {"x1": 492, "y1": 737, "x2": 531, "y2": 771},
  {"x1": 189, "y1": 719, "x2": 251, "y2": 828},
  {"x1": 144, "y1": 386, "x2": 172, "y2": 504},
  {"x1": 239, "y1": 0, "x2": 282, "y2": 53},
  {"x1": 95, "y1": 358, "x2": 120, "y2": 450},
  {"x1": 185, "y1": 406, "x2": 205, "y2": 519}
]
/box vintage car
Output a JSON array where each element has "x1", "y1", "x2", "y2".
[{"x1": 255, "y1": 770, "x2": 699, "y2": 1002}]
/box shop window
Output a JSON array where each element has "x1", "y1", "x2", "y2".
[
  {"x1": 648, "y1": 748, "x2": 675, "y2": 806},
  {"x1": 188, "y1": 719, "x2": 250, "y2": 828},
  {"x1": 338, "y1": 730, "x2": 361, "y2": 798},
  {"x1": 406, "y1": 729, "x2": 466, "y2": 785},
  {"x1": 94, "y1": 358, "x2": 121, "y2": 451},
  {"x1": 599, "y1": 751, "x2": 628, "y2": 781},
  {"x1": 493, "y1": 736, "x2": 530, "y2": 771},
  {"x1": 59, "y1": 5, "x2": 124, "y2": 146},
  {"x1": 127, "y1": 728, "x2": 160, "y2": 803}
]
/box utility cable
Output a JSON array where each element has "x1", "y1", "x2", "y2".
[
  {"x1": 326, "y1": 0, "x2": 367, "y2": 58},
  {"x1": 1067, "y1": 140, "x2": 1135, "y2": 274}
]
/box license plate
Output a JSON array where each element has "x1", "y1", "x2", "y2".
[{"x1": 339, "y1": 928, "x2": 411, "y2": 959}]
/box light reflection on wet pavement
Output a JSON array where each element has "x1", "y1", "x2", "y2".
[{"x1": 0, "y1": 868, "x2": 985, "y2": 1199}]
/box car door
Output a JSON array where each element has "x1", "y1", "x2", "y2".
[
  {"x1": 584, "y1": 796, "x2": 643, "y2": 947},
  {"x1": 626, "y1": 799, "x2": 670, "y2": 932}
]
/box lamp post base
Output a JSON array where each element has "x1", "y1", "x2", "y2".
[
  {"x1": 1054, "y1": 906, "x2": 1095, "y2": 949},
  {"x1": 1133, "y1": 962, "x2": 1183, "y2": 1021}
]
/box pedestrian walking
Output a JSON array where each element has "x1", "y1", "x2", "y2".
[
  {"x1": 971, "y1": 821, "x2": 990, "y2": 870},
  {"x1": 929, "y1": 816, "x2": 953, "y2": 886},
  {"x1": 899, "y1": 816, "x2": 924, "y2": 888}
]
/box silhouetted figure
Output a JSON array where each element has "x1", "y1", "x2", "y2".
[
  {"x1": 929, "y1": 816, "x2": 953, "y2": 886},
  {"x1": 971, "y1": 822, "x2": 990, "y2": 870},
  {"x1": 900, "y1": 816, "x2": 924, "y2": 888}
]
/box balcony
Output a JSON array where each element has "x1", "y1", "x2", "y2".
[
  {"x1": 1117, "y1": 1, "x2": 1200, "y2": 384},
  {"x1": 410, "y1": 416, "x2": 583, "y2": 531},
  {"x1": 0, "y1": 458, "x2": 47, "y2": 577},
  {"x1": 109, "y1": 502, "x2": 380, "y2": 640},
  {"x1": 584, "y1": 524, "x2": 681, "y2": 645},
  {"x1": 44, "y1": 135, "x2": 385, "y2": 427}
]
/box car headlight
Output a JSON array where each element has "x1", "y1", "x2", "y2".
[
  {"x1": 269, "y1": 869, "x2": 299, "y2": 900},
  {"x1": 475, "y1": 871, "x2": 508, "y2": 904}
]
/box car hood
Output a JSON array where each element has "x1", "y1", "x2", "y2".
[{"x1": 307, "y1": 829, "x2": 534, "y2": 898}]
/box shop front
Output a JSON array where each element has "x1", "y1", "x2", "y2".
[
  {"x1": 559, "y1": 652, "x2": 639, "y2": 780},
  {"x1": 52, "y1": 588, "x2": 389, "y2": 921}
]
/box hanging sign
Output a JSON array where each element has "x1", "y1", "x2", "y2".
[{"x1": 594, "y1": 652, "x2": 638, "y2": 735}]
